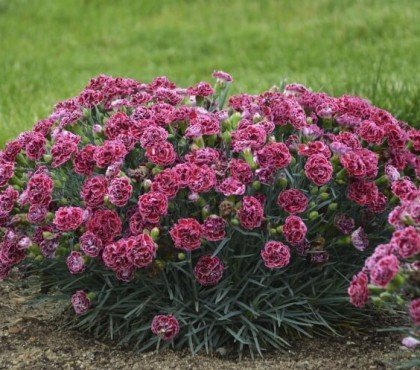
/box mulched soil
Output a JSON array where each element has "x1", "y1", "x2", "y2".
[{"x1": 0, "y1": 276, "x2": 418, "y2": 370}]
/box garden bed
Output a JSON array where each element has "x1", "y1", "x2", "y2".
[{"x1": 0, "y1": 277, "x2": 416, "y2": 370}]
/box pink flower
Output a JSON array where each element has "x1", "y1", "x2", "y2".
[
  {"x1": 357, "y1": 120, "x2": 385, "y2": 145},
  {"x1": 172, "y1": 164, "x2": 191, "y2": 188},
  {"x1": 151, "y1": 169, "x2": 180, "y2": 198},
  {"x1": 188, "y1": 164, "x2": 217, "y2": 193},
  {"x1": 367, "y1": 192, "x2": 388, "y2": 214},
  {"x1": 94, "y1": 140, "x2": 127, "y2": 168},
  {"x1": 277, "y1": 189, "x2": 308, "y2": 214},
  {"x1": 0, "y1": 162, "x2": 14, "y2": 187},
  {"x1": 334, "y1": 131, "x2": 361, "y2": 150},
  {"x1": 25, "y1": 132, "x2": 46, "y2": 161},
  {"x1": 0, "y1": 186, "x2": 19, "y2": 214},
  {"x1": 202, "y1": 215, "x2": 226, "y2": 242},
  {"x1": 53, "y1": 207, "x2": 84, "y2": 231},
  {"x1": 310, "y1": 250, "x2": 330, "y2": 264},
  {"x1": 304, "y1": 154, "x2": 333, "y2": 186},
  {"x1": 104, "y1": 112, "x2": 131, "y2": 139},
  {"x1": 79, "y1": 231, "x2": 103, "y2": 258},
  {"x1": 283, "y1": 215, "x2": 307, "y2": 245},
  {"x1": 348, "y1": 272, "x2": 369, "y2": 308},
  {"x1": 87, "y1": 209, "x2": 122, "y2": 243},
  {"x1": 408, "y1": 129, "x2": 420, "y2": 151},
  {"x1": 187, "y1": 82, "x2": 214, "y2": 97},
  {"x1": 340, "y1": 149, "x2": 378, "y2": 179},
  {"x1": 73, "y1": 145, "x2": 96, "y2": 176},
  {"x1": 140, "y1": 126, "x2": 168, "y2": 149},
  {"x1": 385, "y1": 123, "x2": 407, "y2": 149},
  {"x1": 151, "y1": 314, "x2": 180, "y2": 341},
  {"x1": 169, "y1": 218, "x2": 202, "y2": 251},
  {"x1": 231, "y1": 125, "x2": 267, "y2": 152},
  {"x1": 217, "y1": 177, "x2": 245, "y2": 196},
  {"x1": 229, "y1": 158, "x2": 253, "y2": 184},
  {"x1": 126, "y1": 234, "x2": 157, "y2": 268},
  {"x1": 347, "y1": 180, "x2": 378, "y2": 206},
  {"x1": 188, "y1": 113, "x2": 220, "y2": 136},
  {"x1": 81, "y1": 176, "x2": 108, "y2": 207},
  {"x1": 26, "y1": 171, "x2": 54, "y2": 206},
  {"x1": 385, "y1": 164, "x2": 400, "y2": 183},
  {"x1": 102, "y1": 241, "x2": 130, "y2": 271},
  {"x1": 27, "y1": 204, "x2": 48, "y2": 224},
  {"x1": 257, "y1": 142, "x2": 292, "y2": 169},
  {"x1": 237, "y1": 196, "x2": 264, "y2": 230},
  {"x1": 408, "y1": 299, "x2": 420, "y2": 325},
  {"x1": 391, "y1": 179, "x2": 417, "y2": 201},
  {"x1": 66, "y1": 251, "x2": 85, "y2": 274},
  {"x1": 370, "y1": 255, "x2": 400, "y2": 287},
  {"x1": 137, "y1": 192, "x2": 168, "y2": 224},
  {"x1": 402, "y1": 336, "x2": 420, "y2": 349},
  {"x1": 51, "y1": 131, "x2": 80, "y2": 167},
  {"x1": 390, "y1": 226, "x2": 420, "y2": 259},
  {"x1": 298, "y1": 141, "x2": 331, "y2": 158},
  {"x1": 71, "y1": 291, "x2": 91, "y2": 315},
  {"x1": 363, "y1": 244, "x2": 393, "y2": 274},
  {"x1": 145, "y1": 142, "x2": 176, "y2": 166},
  {"x1": 185, "y1": 148, "x2": 220, "y2": 166},
  {"x1": 261, "y1": 241, "x2": 290, "y2": 269},
  {"x1": 212, "y1": 70, "x2": 233, "y2": 82},
  {"x1": 334, "y1": 214, "x2": 355, "y2": 235},
  {"x1": 194, "y1": 255, "x2": 224, "y2": 286},
  {"x1": 351, "y1": 227, "x2": 369, "y2": 251},
  {"x1": 108, "y1": 177, "x2": 133, "y2": 207}
]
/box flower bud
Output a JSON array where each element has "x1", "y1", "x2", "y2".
[
  {"x1": 151, "y1": 227, "x2": 160, "y2": 240},
  {"x1": 337, "y1": 236, "x2": 351, "y2": 245},
  {"x1": 221, "y1": 131, "x2": 231, "y2": 144},
  {"x1": 368, "y1": 284, "x2": 384, "y2": 294},
  {"x1": 309, "y1": 211, "x2": 319, "y2": 220},
  {"x1": 319, "y1": 192, "x2": 329, "y2": 200},
  {"x1": 155, "y1": 260, "x2": 165, "y2": 270},
  {"x1": 230, "y1": 112, "x2": 241, "y2": 130},
  {"x1": 242, "y1": 148, "x2": 257, "y2": 170},
  {"x1": 178, "y1": 253, "x2": 186, "y2": 261},
  {"x1": 375, "y1": 175, "x2": 388, "y2": 186},
  {"x1": 252, "y1": 181, "x2": 261, "y2": 191},
  {"x1": 230, "y1": 218, "x2": 240, "y2": 226},
  {"x1": 142, "y1": 179, "x2": 152, "y2": 191},
  {"x1": 87, "y1": 292, "x2": 96, "y2": 301},
  {"x1": 42, "y1": 231, "x2": 54, "y2": 240},
  {"x1": 328, "y1": 203, "x2": 338, "y2": 211},
  {"x1": 387, "y1": 273, "x2": 405, "y2": 291},
  {"x1": 277, "y1": 177, "x2": 288, "y2": 188},
  {"x1": 42, "y1": 154, "x2": 52, "y2": 163},
  {"x1": 152, "y1": 166, "x2": 163, "y2": 176},
  {"x1": 310, "y1": 186, "x2": 318, "y2": 195},
  {"x1": 379, "y1": 292, "x2": 393, "y2": 302}
]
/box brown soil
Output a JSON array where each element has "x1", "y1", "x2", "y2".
[{"x1": 0, "y1": 276, "x2": 418, "y2": 370}]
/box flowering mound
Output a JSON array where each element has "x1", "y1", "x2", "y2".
[{"x1": 0, "y1": 72, "x2": 418, "y2": 355}]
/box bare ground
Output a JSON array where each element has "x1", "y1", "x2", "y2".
[{"x1": 0, "y1": 277, "x2": 418, "y2": 370}]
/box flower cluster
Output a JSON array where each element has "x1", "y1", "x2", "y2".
[
  {"x1": 349, "y1": 186, "x2": 419, "y2": 348},
  {"x1": 1, "y1": 72, "x2": 418, "y2": 351}
]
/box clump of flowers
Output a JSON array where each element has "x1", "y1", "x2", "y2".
[
  {"x1": 0, "y1": 72, "x2": 418, "y2": 355},
  {"x1": 349, "y1": 189, "x2": 419, "y2": 350}
]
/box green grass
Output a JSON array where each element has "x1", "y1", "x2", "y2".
[{"x1": 0, "y1": 0, "x2": 419, "y2": 146}]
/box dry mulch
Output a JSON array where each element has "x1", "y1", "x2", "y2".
[{"x1": 0, "y1": 277, "x2": 418, "y2": 370}]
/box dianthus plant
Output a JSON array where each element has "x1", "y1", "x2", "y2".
[{"x1": 0, "y1": 71, "x2": 418, "y2": 356}]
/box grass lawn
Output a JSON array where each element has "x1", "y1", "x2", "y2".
[{"x1": 0, "y1": 0, "x2": 419, "y2": 146}]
